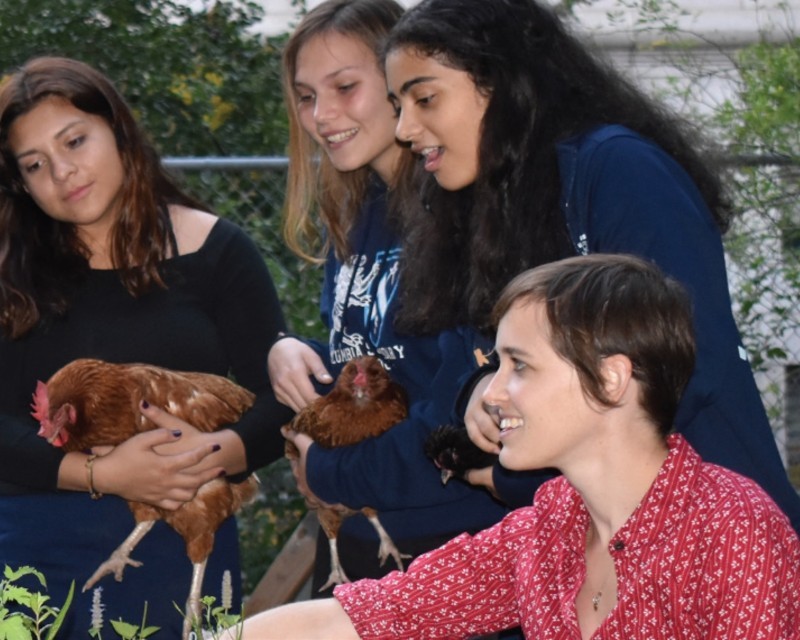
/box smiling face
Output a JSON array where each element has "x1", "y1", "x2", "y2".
[
  {"x1": 293, "y1": 31, "x2": 401, "y2": 182},
  {"x1": 8, "y1": 95, "x2": 125, "y2": 248},
  {"x1": 386, "y1": 46, "x2": 489, "y2": 191},
  {"x1": 483, "y1": 300, "x2": 604, "y2": 472}
]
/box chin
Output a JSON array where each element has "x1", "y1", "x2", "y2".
[
  {"x1": 498, "y1": 449, "x2": 522, "y2": 471},
  {"x1": 434, "y1": 172, "x2": 475, "y2": 192}
]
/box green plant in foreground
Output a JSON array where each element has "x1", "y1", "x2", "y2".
[
  {"x1": 2, "y1": 565, "x2": 242, "y2": 640},
  {"x1": 0, "y1": 565, "x2": 73, "y2": 640},
  {"x1": 87, "y1": 571, "x2": 241, "y2": 640}
]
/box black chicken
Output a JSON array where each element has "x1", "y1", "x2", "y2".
[{"x1": 424, "y1": 424, "x2": 498, "y2": 485}]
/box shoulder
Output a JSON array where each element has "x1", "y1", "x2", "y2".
[
  {"x1": 692, "y1": 462, "x2": 799, "y2": 549},
  {"x1": 557, "y1": 125, "x2": 649, "y2": 155},
  {"x1": 169, "y1": 205, "x2": 219, "y2": 256},
  {"x1": 556, "y1": 125, "x2": 671, "y2": 175},
  {"x1": 169, "y1": 206, "x2": 257, "y2": 256}
]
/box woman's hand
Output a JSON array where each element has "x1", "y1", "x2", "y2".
[
  {"x1": 463, "y1": 465, "x2": 499, "y2": 500},
  {"x1": 140, "y1": 401, "x2": 248, "y2": 475},
  {"x1": 464, "y1": 373, "x2": 501, "y2": 454},
  {"x1": 89, "y1": 428, "x2": 224, "y2": 510},
  {"x1": 268, "y1": 338, "x2": 332, "y2": 412}
]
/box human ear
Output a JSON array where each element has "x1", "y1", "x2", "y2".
[{"x1": 600, "y1": 354, "x2": 633, "y2": 405}]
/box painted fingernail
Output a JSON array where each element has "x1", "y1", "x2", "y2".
[
  {"x1": 172, "y1": 429, "x2": 182, "y2": 438},
  {"x1": 212, "y1": 444, "x2": 221, "y2": 452},
  {"x1": 142, "y1": 400, "x2": 150, "y2": 409},
  {"x1": 218, "y1": 469, "x2": 227, "y2": 477}
]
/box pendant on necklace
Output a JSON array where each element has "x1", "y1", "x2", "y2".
[{"x1": 592, "y1": 591, "x2": 602, "y2": 612}]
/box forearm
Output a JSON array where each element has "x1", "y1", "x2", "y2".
[
  {"x1": 230, "y1": 394, "x2": 294, "y2": 473},
  {"x1": 56, "y1": 450, "x2": 93, "y2": 492},
  {"x1": 239, "y1": 598, "x2": 359, "y2": 640}
]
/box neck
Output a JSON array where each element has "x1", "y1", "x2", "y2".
[
  {"x1": 76, "y1": 223, "x2": 115, "y2": 269},
  {"x1": 569, "y1": 427, "x2": 669, "y2": 540}
]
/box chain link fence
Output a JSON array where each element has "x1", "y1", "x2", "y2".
[{"x1": 165, "y1": 157, "x2": 800, "y2": 490}]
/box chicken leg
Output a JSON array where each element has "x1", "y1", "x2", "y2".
[
  {"x1": 316, "y1": 506, "x2": 409, "y2": 591},
  {"x1": 82, "y1": 520, "x2": 155, "y2": 592},
  {"x1": 362, "y1": 507, "x2": 410, "y2": 569},
  {"x1": 182, "y1": 559, "x2": 208, "y2": 640}
]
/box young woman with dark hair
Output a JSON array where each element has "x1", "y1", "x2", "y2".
[
  {"x1": 381, "y1": 0, "x2": 800, "y2": 534},
  {"x1": 0, "y1": 56, "x2": 291, "y2": 635}
]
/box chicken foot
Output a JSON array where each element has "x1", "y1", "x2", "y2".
[
  {"x1": 318, "y1": 536, "x2": 351, "y2": 592},
  {"x1": 182, "y1": 559, "x2": 208, "y2": 640},
  {"x1": 362, "y1": 508, "x2": 411, "y2": 570},
  {"x1": 82, "y1": 520, "x2": 155, "y2": 592},
  {"x1": 315, "y1": 505, "x2": 409, "y2": 591}
]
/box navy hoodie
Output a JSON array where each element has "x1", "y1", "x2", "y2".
[
  {"x1": 488, "y1": 125, "x2": 800, "y2": 534},
  {"x1": 303, "y1": 177, "x2": 509, "y2": 543}
]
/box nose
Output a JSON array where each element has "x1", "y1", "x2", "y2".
[
  {"x1": 313, "y1": 93, "x2": 338, "y2": 125},
  {"x1": 50, "y1": 155, "x2": 77, "y2": 183},
  {"x1": 394, "y1": 107, "x2": 420, "y2": 144},
  {"x1": 482, "y1": 367, "x2": 508, "y2": 409}
]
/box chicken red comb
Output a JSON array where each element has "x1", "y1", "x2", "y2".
[{"x1": 30, "y1": 381, "x2": 50, "y2": 422}]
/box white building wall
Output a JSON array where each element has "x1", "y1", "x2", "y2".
[{"x1": 252, "y1": 0, "x2": 795, "y2": 42}]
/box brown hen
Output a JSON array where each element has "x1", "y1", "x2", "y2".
[
  {"x1": 31, "y1": 358, "x2": 258, "y2": 640},
  {"x1": 286, "y1": 355, "x2": 409, "y2": 590}
]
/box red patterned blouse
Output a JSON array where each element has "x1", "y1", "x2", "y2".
[{"x1": 335, "y1": 435, "x2": 800, "y2": 639}]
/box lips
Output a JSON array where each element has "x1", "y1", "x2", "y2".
[
  {"x1": 323, "y1": 127, "x2": 358, "y2": 145},
  {"x1": 65, "y1": 183, "x2": 91, "y2": 202},
  {"x1": 499, "y1": 417, "x2": 523, "y2": 438},
  {"x1": 417, "y1": 146, "x2": 442, "y2": 173}
]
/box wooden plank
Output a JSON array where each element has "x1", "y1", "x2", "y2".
[{"x1": 244, "y1": 510, "x2": 319, "y2": 616}]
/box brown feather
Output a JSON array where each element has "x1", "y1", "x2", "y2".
[
  {"x1": 284, "y1": 355, "x2": 409, "y2": 589},
  {"x1": 36, "y1": 358, "x2": 259, "y2": 564}
]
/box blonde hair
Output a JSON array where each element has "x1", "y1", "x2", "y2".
[{"x1": 281, "y1": 0, "x2": 405, "y2": 262}]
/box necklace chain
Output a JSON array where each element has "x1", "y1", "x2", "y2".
[{"x1": 587, "y1": 525, "x2": 613, "y2": 613}]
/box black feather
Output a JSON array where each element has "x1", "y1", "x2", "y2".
[{"x1": 424, "y1": 424, "x2": 498, "y2": 484}]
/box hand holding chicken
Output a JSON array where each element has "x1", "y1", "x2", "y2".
[{"x1": 32, "y1": 358, "x2": 259, "y2": 639}]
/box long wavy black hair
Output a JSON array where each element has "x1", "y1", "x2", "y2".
[{"x1": 385, "y1": 0, "x2": 732, "y2": 334}]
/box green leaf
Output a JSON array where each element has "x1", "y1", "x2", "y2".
[{"x1": 44, "y1": 581, "x2": 74, "y2": 640}]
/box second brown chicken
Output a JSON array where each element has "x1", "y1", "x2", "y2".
[{"x1": 284, "y1": 355, "x2": 409, "y2": 590}]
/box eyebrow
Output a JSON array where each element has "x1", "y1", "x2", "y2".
[
  {"x1": 388, "y1": 75, "x2": 437, "y2": 100},
  {"x1": 499, "y1": 345, "x2": 531, "y2": 359},
  {"x1": 15, "y1": 120, "x2": 84, "y2": 160},
  {"x1": 294, "y1": 65, "x2": 360, "y2": 89}
]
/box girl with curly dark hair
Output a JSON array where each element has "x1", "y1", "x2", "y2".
[{"x1": 380, "y1": 0, "x2": 800, "y2": 534}]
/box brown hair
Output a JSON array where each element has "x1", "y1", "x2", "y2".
[
  {"x1": 0, "y1": 56, "x2": 205, "y2": 338},
  {"x1": 280, "y1": 0, "x2": 406, "y2": 263},
  {"x1": 493, "y1": 254, "x2": 696, "y2": 435}
]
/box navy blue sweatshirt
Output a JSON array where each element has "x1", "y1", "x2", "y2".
[
  {"x1": 486, "y1": 126, "x2": 800, "y2": 534},
  {"x1": 303, "y1": 178, "x2": 509, "y2": 543}
]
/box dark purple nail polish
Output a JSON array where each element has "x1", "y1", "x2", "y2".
[
  {"x1": 218, "y1": 469, "x2": 227, "y2": 477},
  {"x1": 142, "y1": 400, "x2": 149, "y2": 409},
  {"x1": 171, "y1": 429, "x2": 182, "y2": 438},
  {"x1": 212, "y1": 444, "x2": 221, "y2": 452}
]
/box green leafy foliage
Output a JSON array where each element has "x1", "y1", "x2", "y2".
[
  {"x1": 716, "y1": 37, "x2": 800, "y2": 382},
  {"x1": 0, "y1": 567, "x2": 73, "y2": 640},
  {"x1": 718, "y1": 38, "x2": 800, "y2": 157},
  {"x1": 0, "y1": 0, "x2": 289, "y2": 156}
]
